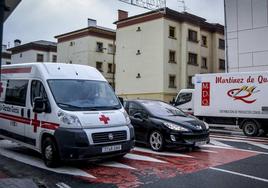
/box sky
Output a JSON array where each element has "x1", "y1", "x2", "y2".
[{"x1": 3, "y1": 0, "x2": 224, "y2": 47}]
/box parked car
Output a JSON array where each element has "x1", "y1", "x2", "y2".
[{"x1": 124, "y1": 100, "x2": 210, "y2": 151}]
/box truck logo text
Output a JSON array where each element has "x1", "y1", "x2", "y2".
[
  {"x1": 227, "y1": 86, "x2": 259, "y2": 104},
  {"x1": 201, "y1": 82, "x2": 210, "y2": 106}
]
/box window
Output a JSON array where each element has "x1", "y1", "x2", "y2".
[
  {"x1": 136, "y1": 26, "x2": 141, "y2": 32},
  {"x1": 69, "y1": 41, "x2": 75, "y2": 46},
  {"x1": 128, "y1": 102, "x2": 144, "y2": 117},
  {"x1": 31, "y1": 80, "x2": 51, "y2": 112},
  {"x1": 96, "y1": 42, "x2": 104, "y2": 52},
  {"x1": 20, "y1": 53, "x2": 22, "y2": 58},
  {"x1": 201, "y1": 57, "x2": 207, "y2": 69},
  {"x1": 52, "y1": 55, "x2": 57, "y2": 62},
  {"x1": 6, "y1": 62, "x2": 11, "y2": 65},
  {"x1": 36, "y1": 54, "x2": 44, "y2": 62},
  {"x1": 219, "y1": 39, "x2": 225, "y2": 49},
  {"x1": 188, "y1": 29, "x2": 198, "y2": 42},
  {"x1": 188, "y1": 76, "x2": 194, "y2": 88},
  {"x1": 108, "y1": 44, "x2": 115, "y2": 54},
  {"x1": 169, "y1": 50, "x2": 176, "y2": 63},
  {"x1": 5, "y1": 80, "x2": 28, "y2": 106},
  {"x1": 169, "y1": 75, "x2": 176, "y2": 88},
  {"x1": 188, "y1": 53, "x2": 198, "y2": 65},
  {"x1": 201, "y1": 35, "x2": 207, "y2": 47},
  {"x1": 108, "y1": 63, "x2": 113, "y2": 73},
  {"x1": 136, "y1": 50, "x2": 141, "y2": 55},
  {"x1": 169, "y1": 26, "x2": 176, "y2": 38},
  {"x1": 96, "y1": 62, "x2": 103, "y2": 72},
  {"x1": 175, "y1": 93, "x2": 192, "y2": 105},
  {"x1": 219, "y1": 59, "x2": 225, "y2": 70}
]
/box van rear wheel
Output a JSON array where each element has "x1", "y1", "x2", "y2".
[
  {"x1": 242, "y1": 120, "x2": 259, "y2": 137},
  {"x1": 42, "y1": 137, "x2": 60, "y2": 168}
]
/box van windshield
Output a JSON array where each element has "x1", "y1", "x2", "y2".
[{"x1": 47, "y1": 80, "x2": 121, "y2": 111}]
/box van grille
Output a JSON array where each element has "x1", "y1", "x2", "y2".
[{"x1": 92, "y1": 131, "x2": 127, "y2": 144}]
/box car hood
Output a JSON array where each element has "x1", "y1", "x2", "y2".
[{"x1": 155, "y1": 115, "x2": 206, "y2": 131}]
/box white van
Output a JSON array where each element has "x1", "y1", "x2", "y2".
[{"x1": 0, "y1": 63, "x2": 134, "y2": 167}]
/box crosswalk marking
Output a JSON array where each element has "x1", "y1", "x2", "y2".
[
  {"x1": 124, "y1": 153, "x2": 167, "y2": 163},
  {"x1": 134, "y1": 147, "x2": 194, "y2": 158},
  {"x1": 99, "y1": 161, "x2": 136, "y2": 170},
  {"x1": 210, "y1": 139, "x2": 234, "y2": 148},
  {"x1": 210, "y1": 134, "x2": 268, "y2": 143}
]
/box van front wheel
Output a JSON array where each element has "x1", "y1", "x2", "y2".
[{"x1": 42, "y1": 137, "x2": 60, "y2": 168}]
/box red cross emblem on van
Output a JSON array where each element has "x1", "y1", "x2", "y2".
[{"x1": 99, "y1": 115, "x2": 110, "y2": 124}]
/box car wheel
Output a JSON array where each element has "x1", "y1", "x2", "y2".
[
  {"x1": 42, "y1": 137, "x2": 60, "y2": 168},
  {"x1": 149, "y1": 131, "x2": 164, "y2": 151},
  {"x1": 242, "y1": 120, "x2": 259, "y2": 137}
]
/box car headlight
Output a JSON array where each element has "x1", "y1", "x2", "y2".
[
  {"x1": 123, "y1": 110, "x2": 131, "y2": 125},
  {"x1": 204, "y1": 122, "x2": 209, "y2": 130},
  {"x1": 163, "y1": 122, "x2": 189, "y2": 132},
  {"x1": 57, "y1": 110, "x2": 82, "y2": 127}
]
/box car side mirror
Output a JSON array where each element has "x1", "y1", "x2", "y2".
[
  {"x1": 134, "y1": 112, "x2": 143, "y2": 120},
  {"x1": 33, "y1": 97, "x2": 46, "y2": 113}
]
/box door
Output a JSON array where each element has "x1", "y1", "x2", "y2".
[
  {"x1": 175, "y1": 92, "x2": 194, "y2": 114},
  {"x1": 0, "y1": 79, "x2": 29, "y2": 143},
  {"x1": 127, "y1": 102, "x2": 149, "y2": 142},
  {"x1": 25, "y1": 80, "x2": 51, "y2": 147}
]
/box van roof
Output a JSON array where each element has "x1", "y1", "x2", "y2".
[{"x1": 1, "y1": 62, "x2": 106, "y2": 81}]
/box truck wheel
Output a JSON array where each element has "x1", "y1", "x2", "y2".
[
  {"x1": 242, "y1": 121, "x2": 259, "y2": 136},
  {"x1": 149, "y1": 131, "x2": 164, "y2": 152},
  {"x1": 42, "y1": 137, "x2": 60, "y2": 168}
]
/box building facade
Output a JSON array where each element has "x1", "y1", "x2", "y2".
[
  {"x1": 1, "y1": 45, "x2": 11, "y2": 65},
  {"x1": 55, "y1": 20, "x2": 116, "y2": 88},
  {"x1": 8, "y1": 40, "x2": 57, "y2": 64},
  {"x1": 225, "y1": 0, "x2": 268, "y2": 72},
  {"x1": 115, "y1": 8, "x2": 225, "y2": 102}
]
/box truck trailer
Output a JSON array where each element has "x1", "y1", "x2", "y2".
[{"x1": 175, "y1": 72, "x2": 268, "y2": 136}]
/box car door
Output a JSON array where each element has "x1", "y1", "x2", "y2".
[
  {"x1": 25, "y1": 80, "x2": 51, "y2": 147},
  {"x1": 127, "y1": 102, "x2": 149, "y2": 142}
]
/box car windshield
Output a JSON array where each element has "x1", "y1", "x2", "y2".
[
  {"x1": 47, "y1": 79, "x2": 121, "y2": 111},
  {"x1": 141, "y1": 101, "x2": 187, "y2": 117}
]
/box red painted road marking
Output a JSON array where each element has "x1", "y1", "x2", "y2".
[
  {"x1": 79, "y1": 147, "x2": 258, "y2": 188},
  {"x1": 99, "y1": 115, "x2": 110, "y2": 124}
]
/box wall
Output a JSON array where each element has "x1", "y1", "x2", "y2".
[{"x1": 226, "y1": 0, "x2": 268, "y2": 72}]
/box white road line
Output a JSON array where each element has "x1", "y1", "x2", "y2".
[
  {"x1": 199, "y1": 149, "x2": 218, "y2": 154},
  {"x1": 210, "y1": 167, "x2": 268, "y2": 183},
  {"x1": 134, "y1": 147, "x2": 193, "y2": 158},
  {"x1": 124, "y1": 153, "x2": 167, "y2": 163},
  {"x1": 99, "y1": 161, "x2": 136, "y2": 170},
  {"x1": 210, "y1": 134, "x2": 268, "y2": 143},
  {"x1": 212, "y1": 137, "x2": 268, "y2": 149},
  {"x1": 210, "y1": 139, "x2": 234, "y2": 148},
  {"x1": 0, "y1": 140, "x2": 96, "y2": 179},
  {"x1": 56, "y1": 182, "x2": 72, "y2": 188},
  {"x1": 202, "y1": 144, "x2": 268, "y2": 155}
]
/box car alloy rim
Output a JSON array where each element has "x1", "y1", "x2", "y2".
[
  {"x1": 150, "y1": 132, "x2": 162, "y2": 150},
  {"x1": 45, "y1": 145, "x2": 53, "y2": 160}
]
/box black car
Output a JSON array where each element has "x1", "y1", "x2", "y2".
[{"x1": 124, "y1": 100, "x2": 210, "y2": 151}]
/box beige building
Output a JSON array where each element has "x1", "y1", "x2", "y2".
[
  {"x1": 115, "y1": 8, "x2": 225, "y2": 102},
  {"x1": 55, "y1": 19, "x2": 116, "y2": 88}
]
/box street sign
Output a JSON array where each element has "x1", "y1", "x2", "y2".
[
  {"x1": 119, "y1": 0, "x2": 166, "y2": 11},
  {"x1": 4, "y1": 0, "x2": 21, "y2": 21}
]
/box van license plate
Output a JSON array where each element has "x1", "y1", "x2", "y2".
[
  {"x1": 102, "y1": 145, "x2": 122, "y2": 153},
  {"x1": 195, "y1": 141, "x2": 207, "y2": 146}
]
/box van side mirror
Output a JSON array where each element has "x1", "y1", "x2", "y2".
[
  {"x1": 33, "y1": 97, "x2": 46, "y2": 113},
  {"x1": 118, "y1": 97, "x2": 124, "y2": 105}
]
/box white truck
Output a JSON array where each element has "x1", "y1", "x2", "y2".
[{"x1": 175, "y1": 72, "x2": 268, "y2": 136}]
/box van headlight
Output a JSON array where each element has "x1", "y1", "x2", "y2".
[
  {"x1": 57, "y1": 110, "x2": 82, "y2": 127},
  {"x1": 123, "y1": 110, "x2": 131, "y2": 125},
  {"x1": 204, "y1": 122, "x2": 209, "y2": 130},
  {"x1": 163, "y1": 122, "x2": 189, "y2": 132}
]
